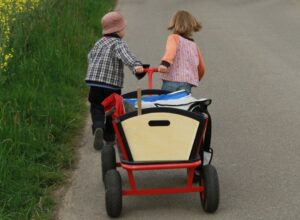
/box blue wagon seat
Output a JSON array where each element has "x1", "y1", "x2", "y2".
[{"x1": 123, "y1": 90, "x2": 211, "y2": 111}]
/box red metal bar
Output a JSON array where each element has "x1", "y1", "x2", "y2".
[
  {"x1": 187, "y1": 168, "x2": 195, "y2": 187},
  {"x1": 121, "y1": 161, "x2": 201, "y2": 171},
  {"x1": 121, "y1": 161, "x2": 202, "y2": 196},
  {"x1": 122, "y1": 186, "x2": 204, "y2": 196},
  {"x1": 144, "y1": 68, "x2": 159, "y2": 90},
  {"x1": 127, "y1": 170, "x2": 136, "y2": 190},
  {"x1": 144, "y1": 68, "x2": 158, "y2": 72},
  {"x1": 147, "y1": 71, "x2": 153, "y2": 89}
]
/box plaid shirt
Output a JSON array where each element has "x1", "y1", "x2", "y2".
[{"x1": 86, "y1": 34, "x2": 142, "y2": 88}]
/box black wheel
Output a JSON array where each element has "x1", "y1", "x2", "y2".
[
  {"x1": 101, "y1": 145, "x2": 116, "y2": 181},
  {"x1": 200, "y1": 165, "x2": 219, "y2": 213},
  {"x1": 104, "y1": 170, "x2": 122, "y2": 218}
]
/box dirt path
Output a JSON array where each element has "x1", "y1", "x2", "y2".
[{"x1": 56, "y1": 117, "x2": 106, "y2": 219}]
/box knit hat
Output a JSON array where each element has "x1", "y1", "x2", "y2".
[{"x1": 101, "y1": 11, "x2": 127, "y2": 34}]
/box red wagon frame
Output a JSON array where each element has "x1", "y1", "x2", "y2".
[{"x1": 101, "y1": 68, "x2": 219, "y2": 218}]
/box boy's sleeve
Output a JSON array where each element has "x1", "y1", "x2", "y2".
[
  {"x1": 87, "y1": 43, "x2": 98, "y2": 61},
  {"x1": 197, "y1": 47, "x2": 205, "y2": 81},
  {"x1": 115, "y1": 40, "x2": 142, "y2": 71},
  {"x1": 161, "y1": 34, "x2": 180, "y2": 67}
]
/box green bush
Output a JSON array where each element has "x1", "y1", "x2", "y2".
[{"x1": 0, "y1": 0, "x2": 115, "y2": 219}]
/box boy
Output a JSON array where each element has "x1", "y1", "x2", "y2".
[{"x1": 86, "y1": 11, "x2": 144, "y2": 150}]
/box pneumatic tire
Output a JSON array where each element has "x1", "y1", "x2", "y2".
[
  {"x1": 200, "y1": 164, "x2": 219, "y2": 213},
  {"x1": 104, "y1": 170, "x2": 122, "y2": 218},
  {"x1": 101, "y1": 145, "x2": 116, "y2": 181}
]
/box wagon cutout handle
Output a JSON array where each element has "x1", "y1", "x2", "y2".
[{"x1": 148, "y1": 120, "x2": 170, "y2": 127}]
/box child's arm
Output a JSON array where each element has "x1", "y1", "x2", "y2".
[
  {"x1": 197, "y1": 47, "x2": 205, "y2": 81},
  {"x1": 159, "y1": 34, "x2": 180, "y2": 72},
  {"x1": 115, "y1": 40, "x2": 143, "y2": 72},
  {"x1": 87, "y1": 42, "x2": 101, "y2": 62}
]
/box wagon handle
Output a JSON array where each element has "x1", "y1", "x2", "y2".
[{"x1": 143, "y1": 68, "x2": 159, "y2": 89}]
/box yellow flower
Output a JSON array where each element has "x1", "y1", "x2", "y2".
[
  {"x1": 4, "y1": 53, "x2": 13, "y2": 61},
  {"x1": 1, "y1": 0, "x2": 40, "y2": 73}
]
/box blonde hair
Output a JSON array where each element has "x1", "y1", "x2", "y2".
[{"x1": 168, "y1": 10, "x2": 202, "y2": 37}]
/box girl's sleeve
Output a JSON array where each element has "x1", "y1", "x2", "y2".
[
  {"x1": 161, "y1": 34, "x2": 180, "y2": 67},
  {"x1": 197, "y1": 47, "x2": 205, "y2": 81}
]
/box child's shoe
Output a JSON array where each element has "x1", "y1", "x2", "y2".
[{"x1": 94, "y1": 128, "x2": 104, "y2": 150}]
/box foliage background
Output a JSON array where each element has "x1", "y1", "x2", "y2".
[{"x1": 0, "y1": 0, "x2": 114, "y2": 219}]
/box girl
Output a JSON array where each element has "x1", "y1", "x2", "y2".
[
  {"x1": 159, "y1": 11, "x2": 212, "y2": 166},
  {"x1": 158, "y1": 10, "x2": 205, "y2": 93}
]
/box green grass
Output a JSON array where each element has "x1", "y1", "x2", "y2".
[{"x1": 0, "y1": 0, "x2": 115, "y2": 219}]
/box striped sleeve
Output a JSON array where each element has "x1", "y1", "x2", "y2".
[{"x1": 115, "y1": 40, "x2": 142, "y2": 71}]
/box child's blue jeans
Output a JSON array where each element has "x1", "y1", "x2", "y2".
[{"x1": 161, "y1": 80, "x2": 192, "y2": 93}]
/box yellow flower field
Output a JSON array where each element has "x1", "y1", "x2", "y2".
[{"x1": 0, "y1": 0, "x2": 39, "y2": 72}]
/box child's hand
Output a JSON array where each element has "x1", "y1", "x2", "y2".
[
  {"x1": 158, "y1": 65, "x2": 168, "y2": 73},
  {"x1": 134, "y1": 66, "x2": 144, "y2": 73}
]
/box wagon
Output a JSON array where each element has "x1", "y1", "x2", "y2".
[{"x1": 101, "y1": 68, "x2": 219, "y2": 217}]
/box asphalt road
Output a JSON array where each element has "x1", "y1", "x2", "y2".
[{"x1": 57, "y1": 0, "x2": 300, "y2": 219}]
